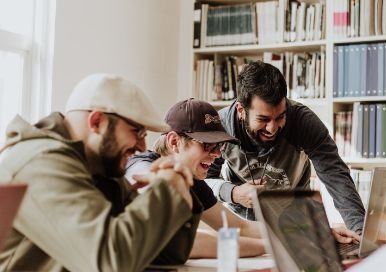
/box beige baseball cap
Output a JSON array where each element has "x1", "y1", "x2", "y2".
[{"x1": 65, "y1": 73, "x2": 170, "y2": 132}]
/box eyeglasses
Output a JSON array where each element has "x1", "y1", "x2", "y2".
[
  {"x1": 193, "y1": 139, "x2": 224, "y2": 153},
  {"x1": 177, "y1": 133, "x2": 224, "y2": 153},
  {"x1": 105, "y1": 113, "x2": 147, "y2": 139}
]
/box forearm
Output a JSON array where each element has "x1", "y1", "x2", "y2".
[
  {"x1": 311, "y1": 139, "x2": 365, "y2": 232},
  {"x1": 238, "y1": 221, "x2": 262, "y2": 239},
  {"x1": 239, "y1": 237, "x2": 266, "y2": 257},
  {"x1": 189, "y1": 229, "x2": 217, "y2": 258},
  {"x1": 189, "y1": 229, "x2": 265, "y2": 259},
  {"x1": 205, "y1": 178, "x2": 235, "y2": 202}
]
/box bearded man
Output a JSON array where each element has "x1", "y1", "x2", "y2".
[{"x1": 206, "y1": 61, "x2": 365, "y2": 235}]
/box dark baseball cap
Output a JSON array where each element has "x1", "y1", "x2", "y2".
[{"x1": 164, "y1": 98, "x2": 239, "y2": 144}]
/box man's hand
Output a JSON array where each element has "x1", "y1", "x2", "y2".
[
  {"x1": 133, "y1": 156, "x2": 193, "y2": 209},
  {"x1": 150, "y1": 156, "x2": 193, "y2": 186},
  {"x1": 332, "y1": 226, "x2": 361, "y2": 244},
  {"x1": 232, "y1": 182, "x2": 266, "y2": 208}
]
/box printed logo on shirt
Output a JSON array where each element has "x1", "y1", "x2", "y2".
[{"x1": 242, "y1": 163, "x2": 290, "y2": 189}]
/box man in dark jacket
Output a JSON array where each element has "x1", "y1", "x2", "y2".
[{"x1": 206, "y1": 61, "x2": 365, "y2": 234}]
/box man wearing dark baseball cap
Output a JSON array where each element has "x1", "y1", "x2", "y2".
[
  {"x1": 127, "y1": 99, "x2": 266, "y2": 259},
  {"x1": 164, "y1": 98, "x2": 240, "y2": 145},
  {"x1": 0, "y1": 74, "x2": 200, "y2": 271}
]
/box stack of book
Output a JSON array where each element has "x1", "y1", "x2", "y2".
[
  {"x1": 193, "y1": 0, "x2": 326, "y2": 48},
  {"x1": 333, "y1": 43, "x2": 386, "y2": 98},
  {"x1": 194, "y1": 49, "x2": 325, "y2": 102},
  {"x1": 350, "y1": 168, "x2": 373, "y2": 209},
  {"x1": 334, "y1": 103, "x2": 386, "y2": 159},
  {"x1": 194, "y1": 2, "x2": 256, "y2": 47},
  {"x1": 332, "y1": 0, "x2": 386, "y2": 38}
]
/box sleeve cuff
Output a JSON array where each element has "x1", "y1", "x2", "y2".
[{"x1": 219, "y1": 182, "x2": 236, "y2": 203}]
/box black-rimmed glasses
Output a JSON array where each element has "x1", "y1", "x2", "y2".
[
  {"x1": 105, "y1": 113, "x2": 147, "y2": 139},
  {"x1": 177, "y1": 133, "x2": 224, "y2": 153},
  {"x1": 192, "y1": 139, "x2": 224, "y2": 153}
]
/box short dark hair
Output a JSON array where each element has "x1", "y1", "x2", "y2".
[{"x1": 237, "y1": 61, "x2": 287, "y2": 109}]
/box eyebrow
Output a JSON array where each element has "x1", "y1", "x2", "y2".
[{"x1": 255, "y1": 110, "x2": 287, "y2": 119}]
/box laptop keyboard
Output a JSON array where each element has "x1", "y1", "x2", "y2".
[{"x1": 338, "y1": 243, "x2": 360, "y2": 256}]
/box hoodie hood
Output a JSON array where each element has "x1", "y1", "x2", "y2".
[{"x1": 1, "y1": 112, "x2": 77, "y2": 153}]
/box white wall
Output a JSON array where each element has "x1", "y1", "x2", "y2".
[{"x1": 52, "y1": 0, "x2": 193, "y2": 144}]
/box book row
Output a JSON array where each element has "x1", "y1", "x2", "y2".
[
  {"x1": 350, "y1": 169, "x2": 372, "y2": 209},
  {"x1": 335, "y1": 103, "x2": 386, "y2": 159},
  {"x1": 193, "y1": 0, "x2": 326, "y2": 48},
  {"x1": 193, "y1": 50, "x2": 325, "y2": 102},
  {"x1": 333, "y1": 42, "x2": 386, "y2": 98},
  {"x1": 332, "y1": 0, "x2": 386, "y2": 38}
]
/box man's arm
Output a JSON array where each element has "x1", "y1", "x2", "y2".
[
  {"x1": 12, "y1": 147, "x2": 194, "y2": 272},
  {"x1": 294, "y1": 105, "x2": 365, "y2": 232},
  {"x1": 189, "y1": 229, "x2": 265, "y2": 258},
  {"x1": 206, "y1": 156, "x2": 238, "y2": 203},
  {"x1": 127, "y1": 156, "x2": 205, "y2": 265},
  {"x1": 202, "y1": 202, "x2": 261, "y2": 238},
  {"x1": 197, "y1": 202, "x2": 265, "y2": 257},
  {"x1": 309, "y1": 135, "x2": 365, "y2": 233}
]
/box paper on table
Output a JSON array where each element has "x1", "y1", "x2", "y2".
[
  {"x1": 347, "y1": 245, "x2": 386, "y2": 271},
  {"x1": 184, "y1": 256, "x2": 274, "y2": 272}
]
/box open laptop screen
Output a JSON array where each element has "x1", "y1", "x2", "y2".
[{"x1": 254, "y1": 190, "x2": 343, "y2": 272}]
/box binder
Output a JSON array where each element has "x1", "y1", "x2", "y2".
[
  {"x1": 338, "y1": 46, "x2": 344, "y2": 97},
  {"x1": 344, "y1": 45, "x2": 351, "y2": 97},
  {"x1": 333, "y1": 46, "x2": 338, "y2": 97},
  {"x1": 375, "y1": 103, "x2": 385, "y2": 158},
  {"x1": 362, "y1": 104, "x2": 369, "y2": 158},
  {"x1": 351, "y1": 45, "x2": 361, "y2": 97},
  {"x1": 193, "y1": 2, "x2": 202, "y2": 48},
  {"x1": 377, "y1": 43, "x2": 384, "y2": 96},
  {"x1": 369, "y1": 104, "x2": 376, "y2": 158},
  {"x1": 351, "y1": 102, "x2": 360, "y2": 157},
  {"x1": 356, "y1": 104, "x2": 364, "y2": 157},
  {"x1": 359, "y1": 44, "x2": 367, "y2": 96},
  {"x1": 366, "y1": 44, "x2": 378, "y2": 96}
]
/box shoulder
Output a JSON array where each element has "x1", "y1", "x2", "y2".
[
  {"x1": 285, "y1": 99, "x2": 330, "y2": 150},
  {"x1": 218, "y1": 101, "x2": 238, "y2": 137},
  {"x1": 192, "y1": 180, "x2": 217, "y2": 210},
  {"x1": 286, "y1": 100, "x2": 328, "y2": 133},
  {"x1": 125, "y1": 151, "x2": 160, "y2": 184},
  {"x1": 126, "y1": 150, "x2": 160, "y2": 168}
]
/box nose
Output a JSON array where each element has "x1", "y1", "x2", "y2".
[
  {"x1": 135, "y1": 137, "x2": 146, "y2": 152},
  {"x1": 265, "y1": 120, "x2": 278, "y2": 134}
]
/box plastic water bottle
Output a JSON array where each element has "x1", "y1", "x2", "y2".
[{"x1": 217, "y1": 210, "x2": 239, "y2": 272}]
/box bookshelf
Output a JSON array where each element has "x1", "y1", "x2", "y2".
[{"x1": 189, "y1": 0, "x2": 386, "y2": 170}]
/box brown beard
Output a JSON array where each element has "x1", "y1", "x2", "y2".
[{"x1": 99, "y1": 118, "x2": 126, "y2": 178}]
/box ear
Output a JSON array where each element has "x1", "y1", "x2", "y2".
[
  {"x1": 235, "y1": 102, "x2": 246, "y2": 121},
  {"x1": 87, "y1": 111, "x2": 108, "y2": 134},
  {"x1": 166, "y1": 131, "x2": 180, "y2": 153}
]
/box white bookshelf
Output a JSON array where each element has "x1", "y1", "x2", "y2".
[
  {"x1": 193, "y1": 40, "x2": 326, "y2": 54},
  {"x1": 189, "y1": 0, "x2": 386, "y2": 169}
]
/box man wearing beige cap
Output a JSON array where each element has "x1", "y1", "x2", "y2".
[{"x1": 0, "y1": 74, "x2": 200, "y2": 271}]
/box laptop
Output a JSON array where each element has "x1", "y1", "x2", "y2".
[
  {"x1": 336, "y1": 167, "x2": 386, "y2": 258},
  {"x1": 0, "y1": 184, "x2": 27, "y2": 250},
  {"x1": 253, "y1": 190, "x2": 344, "y2": 272},
  {"x1": 353, "y1": 167, "x2": 386, "y2": 257}
]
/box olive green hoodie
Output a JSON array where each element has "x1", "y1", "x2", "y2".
[{"x1": 0, "y1": 113, "x2": 199, "y2": 272}]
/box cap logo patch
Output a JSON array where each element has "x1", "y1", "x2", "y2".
[{"x1": 205, "y1": 114, "x2": 220, "y2": 124}]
